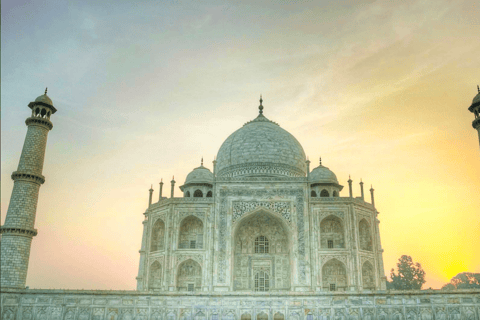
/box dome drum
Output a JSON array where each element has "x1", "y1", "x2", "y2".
[
  {"x1": 217, "y1": 162, "x2": 306, "y2": 178},
  {"x1": 310, "y1": 185, "x2": 342, "y2": 198}
]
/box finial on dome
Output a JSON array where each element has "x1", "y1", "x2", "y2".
[
  {"x1": 201, "y1": 157, "x2": 203, "y2": 166},
  {"x1": 259, "y1": 95, "x2": 264, "y2": 115},
  {"x1": 45, "y1": 87, "x2": 48, "y2": 95},
  {"x1": 319, "y1": 157, "x2": 322, "y2": 165}
]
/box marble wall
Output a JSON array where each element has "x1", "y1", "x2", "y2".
[{"x1": 1, "y1": 289, "x2": 479, "y2": 319}]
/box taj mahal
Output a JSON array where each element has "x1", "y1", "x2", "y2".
[
  {"x1": 1, "y1": 92, "x2": 479, "y2": 320},
  {"x1": 135, "y1": 96, "x2": 385, "y2": 294}
]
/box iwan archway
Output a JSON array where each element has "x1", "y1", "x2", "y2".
[{"x1": 232, "y1": 208, "x2": 292, "y2": 292}]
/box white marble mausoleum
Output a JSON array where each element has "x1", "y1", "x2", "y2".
[{"x1": 136, "y1": 97, "x2": 386, "y2": 294}]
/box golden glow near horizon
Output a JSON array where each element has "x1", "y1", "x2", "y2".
[{"x1": 1, "y1": 0, "x2": 479, "y2": 290}]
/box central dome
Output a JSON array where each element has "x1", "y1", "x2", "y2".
[{"x1": 216, "y1": 106, "x2": 307, "y2": 178}]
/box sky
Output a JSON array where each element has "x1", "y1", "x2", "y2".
[{"x1": 1, "y1": 0, "x2": 479, "y2": 290}]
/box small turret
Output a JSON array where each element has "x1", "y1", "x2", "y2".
[
  {"x1": 159, "y1": 179, "x2": 164, "y2": 200},
  {"x1": 370, "y1": 185, "x2": 375, "y2": 208},
  {"x1": 180, "y1": 159, "x2": 213, "y2": 198},
  {"x1": 171, "y1": 176, "x2": 175, "y2": 198},
  {"x1": 148, "y1": 185, "x2": 154, "y2": 207},
  {"x1": 308, "y1": 158, "x2": 343, "y2": 197},
  {"x1": 360, "y1": 179, "x2": 364, "y2": 200},
  {"x1": 348, "y1": 175, "x2": 353, "y2": 198}
]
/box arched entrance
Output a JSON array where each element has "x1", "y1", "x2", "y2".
[{"x1": 233, "y1": 209, "x2": 291, "y2": 291}]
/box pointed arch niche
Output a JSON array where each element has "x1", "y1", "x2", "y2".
[
  {"x1": 322, "y1": 258, "x2": 347, "y2": 291},
  {"x1": 320, "y1": 215, "x2": 345, "y2": 249},
  {"x1": 359, "y1": 219, "x2": 373, "y2": 251},
  {"x1": 177, "y1": 259, "x2": 202, "y2": 292},
  {"x1": 362, "y1": 261, "x2": 375, "y2": 289},
  {"x1": 233, "y1": 209, "x2": 291, "y2": 292},
  {"x1": 256, "y1": 312, "x2": 268, "y2": 320},
  {"x1": 179, "y1": 216, "x2": 204, "y2": 249},
  {"x1": 148, "y1": 261, "x2": 162, "y2": 290},
  {"x1": 273, "y1": 313, "x2": 285, "y2": 320},
  {"x1": 150, "y1": 219, "x2": 165, "y2": 252}
]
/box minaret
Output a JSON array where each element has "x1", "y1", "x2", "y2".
[
  {"x1": 0, "y1": 89, "x2": 57, "y2": 288},
  {"x1": 468, "y1": 85, "x2": 480, "y2": 149}
]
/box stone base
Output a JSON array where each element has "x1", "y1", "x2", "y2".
[{"x1": 1, "y1": 288, "x2": 479, "y2": 319}]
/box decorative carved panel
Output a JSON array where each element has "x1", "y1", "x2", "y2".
[
  {"x1": 232, "y1": 201, "x2": 291, "y2": 223},
  {"x1": 178, "y1": 212, "x2": 205, "y2": 222},
  {"x1": 318, "y1": 210, "x2": 345, "y2": 221},
  {"x1": 176, "y1": 254, "x2": 203, "y2": 266},
  {"x1": 320, "y1": 255, "x2": 347, "y2": 266}
]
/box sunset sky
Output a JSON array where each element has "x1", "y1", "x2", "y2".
[{"x1": 1, "y1": 0, "x2": 479, "y2": 290}]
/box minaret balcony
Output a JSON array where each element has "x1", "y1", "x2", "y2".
[
  {"x1": 25, "y1": 116, "x2": 53, "y2": 130},
  {"x1": 11, "y1": 171, "x2": 46, "y2": 184},
  {"x1": 0, "y1": 227, "x2": 38, "y2": 237}
]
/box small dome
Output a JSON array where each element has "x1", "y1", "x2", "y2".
[
  {"x1": 184, "y1": 166, "x2": 213, "y2": 185},
  {"x1": 309, "y1": 163, "x2": 338, "y2": 184},
  {"x1": 472, "y1": 92, "x2": 480, "y2": 105},
  {"x1": 34, "y1": 94, "x2": 53, "y2": 106},
  {"x1": 468, "y1": 88, "x2": 480, "y2": 112}
]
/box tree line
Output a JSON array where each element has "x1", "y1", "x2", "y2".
[{"x1": 386, "y1": 255, "x2": 480, "y2": 290}]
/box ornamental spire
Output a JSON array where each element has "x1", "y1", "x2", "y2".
[
  {"x1": 45, "y1": 87, "x2": 48, "y2": 95},
  {"x1": 201, "y1": 157, "x2": 204, "y2": 166},
  {"x1": 319, "y1": 157, "x2": 322, "y2": 166},
  {"x1": 259, "y1": 95, "x2": 264, "y2": 115}
]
